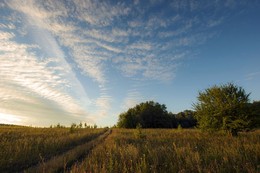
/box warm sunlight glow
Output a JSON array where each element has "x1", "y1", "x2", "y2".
[{"x1": 0, "y1": 112, "x2": 22, "y2": 124}]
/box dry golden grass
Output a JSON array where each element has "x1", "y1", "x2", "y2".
[
  {"x1": 1, "y1": 126, "x2": 259, "y2": 173},
  {"x1": 25, "y1": 129, "x2": 110, "y2": 173},
  {"x1": 69, "y1": 128, "x2": 260, "y2": 173},
  {"x1": 0, "y1": 125, "x2": 106, "y2": 172}
]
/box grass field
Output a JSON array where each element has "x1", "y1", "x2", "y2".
[
  {"x1": 0, "y1": 125, "x2": 107, "y2": 172},
  {"x1": 0, "y1": 126, "x2": 259, "y2": 173},
  {"x1": 70, "y1": 128, "x2": 260, "y2": 173}
]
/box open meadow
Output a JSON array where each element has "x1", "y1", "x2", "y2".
[
  {"x1": 1, "y1": 1, "x2": 260, "y2": 173},
  {"x1": 0, "y1": 125, "x2": 108, "y2": 172},
  {"x1": 0, "y1": 125, "x2": 259, "y2": 173},
  {"x1": 70, "y1": 128, "x2": 260, "y2": 173}
]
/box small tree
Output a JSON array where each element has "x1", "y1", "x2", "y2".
[
  {"x1": 79, "y1": 122, "x2": 83, "y2": 128},
  {"x1": 193, "y1": 83, "x2": 252, "y2": 136},
  {"x1": 70, "y1": 123, "x2": 77, "y2": 133}
]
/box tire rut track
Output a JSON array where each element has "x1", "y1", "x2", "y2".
[{"x1": 24, "y1": 129, "x2": 111, "y2": 173}]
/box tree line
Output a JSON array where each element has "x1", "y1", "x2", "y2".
[
  {"x1": 117, "y1": 83, "x2": 260, "y2": 136},
  {"x1": 117, "y1": 101, "x2": 197, "y2": 129}
]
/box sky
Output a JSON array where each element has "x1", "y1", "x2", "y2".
[{"x1": 0, "y1": 0, "x2": 260, "y2": 127}]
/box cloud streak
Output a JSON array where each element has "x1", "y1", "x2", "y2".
[
  {"x1": 0, "y1": 26, "x2": 90, "y2": 126},
  {"x1": 1, "y1": 0, "x2": 255, "y2": 126},
  {"x1": 6, "y1": 0, "x2": 225, "y2": 85}
]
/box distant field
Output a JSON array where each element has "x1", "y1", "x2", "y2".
[{"x1": 0, "y1": 126, "x2": 259, "y2": 173}]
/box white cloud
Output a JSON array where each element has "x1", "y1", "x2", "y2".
[
  {"x1": 85, "y1": 29, "x2": 117, "y2": 43},
  {"x1": 207, "y1": 18, "x2": 224, "y2": 28},
  {"x1": 0, "y1": 27, "x2": 91, "y2": 124},
  {"x1": 142, "y1": 56, "x2": 177, "y2": 81},
  {"x1": 95, "y1": 41, "x2": 122, "y2": 53},
  {"x1": 128, "y1": 20, "x2": 142, "y2": 28},
  {"x1": 245, "y1": 71, "x2": 260, "y2": 81},
  {"x1": 71, "y1": 46, "x2": 106, "y2": 84},
  {"x1": 73, "y1": 0, "x2": 130, "y2": 26},
  {"x1": 6, "y1": 0, "x2": 190, "y2": 84},
  {"x1": 112, "y1": 28, "x2": 129, "y2": 37},
  {"x1": 6, "y1": 0, "x2": 111, "y2": 85},
  {"x1": 0, "y1": 31, "x2": 14, "y2": 40},
  {"x1": 2, "y1": 0, "x2": 245, "y2": 126},
  {"x1": 95, "y1": 95, "x2": 112, "y2": 114},
  {"x1": 158, "y1": 20, "x2": 192, "y2": 38},
  {"x1": 0, "y1": 23, "x2": 16, "y2": 30},
  {"x1": 129, "y1": 41, "x2": 153, "y2": 51},
  {"x1": 9, "y1": 1, "x2": 227, "y2": 68},
  {"x1": 122, "y1": 90, "x2": 143, "y2": 109}
]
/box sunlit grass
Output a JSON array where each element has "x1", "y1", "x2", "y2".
[
  {"x1": 0, "y1": 125, "x2": 106, "y2": 172},
  {"x1": 70, "y1": 129, "x2": 260, "y2": 173},
  {"x1": 1, "y1": 126, "x2": 259, "y2": 173}
]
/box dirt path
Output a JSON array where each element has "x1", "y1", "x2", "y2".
[{"x1": 24, "y1": 129, "x2": 111, "y2": 173}]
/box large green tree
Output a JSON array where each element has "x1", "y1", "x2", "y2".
[
  {"x1": 193, "y1": 83, "x2": 252, "y2": 136},
  {"x1": 117, "y1": 101, "x2": 172, "y2": 128}
]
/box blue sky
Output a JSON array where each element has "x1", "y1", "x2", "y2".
[{"x1": 0, "y1": 0, "x2": 260, "y2": 127}]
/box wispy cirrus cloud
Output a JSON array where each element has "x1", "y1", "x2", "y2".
[
  {"x1": 244, "y1": 72, "x2": 260, "y2": 81},
  {"x1": 2, "y1": 0, "x2": 256, "y2": 125},
  {"x1": 6, "y1": 0, "x2": 196, "y2": 84},
  {"x1": 0, "y1": 29, "x2": 91, "y2": 125},
  {"x1": 73, "y1": 0, "x2": 130, "y2": 26},
  {"x1": 122, "y1": 89, "x2": 143, "y2": 110}
]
